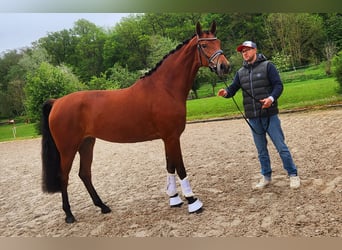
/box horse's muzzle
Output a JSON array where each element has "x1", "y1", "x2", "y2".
[{"x1": 216, "y1": 57, "x2": 231, "y2": 77}]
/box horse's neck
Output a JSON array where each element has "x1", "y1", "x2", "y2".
[{"x1": 151, "y1": 39, "x2": 200, "y2": 101}]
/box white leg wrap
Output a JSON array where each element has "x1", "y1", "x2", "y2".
[
  {"x1": 166, "y1": 174, "x2": 177, "y2": 196},
  {"x1": 180, "y1": 177, "x2": 194, "y2": 197},
  {"x1": 188, "y1": 199, "x2": 203, "y2": 213}
]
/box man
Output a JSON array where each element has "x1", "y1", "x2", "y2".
[{"x1": 217, "y1": 41, "x2": 300, "y2": 189}]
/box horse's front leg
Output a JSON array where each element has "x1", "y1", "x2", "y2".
[
  {"x1": 166, "y1": 173, "x2": 183, "y2": 207},
  {"x1": 164, "y1": 137, "x2": 203, "y2": 213}
]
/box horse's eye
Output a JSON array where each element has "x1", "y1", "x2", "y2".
[{"x1": 201, "y1": 44, "x2": 207, "y2": 48}]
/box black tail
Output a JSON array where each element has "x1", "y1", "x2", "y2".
[{"x1": 41, "y1": 99, "x2": 61, "y2": 193}]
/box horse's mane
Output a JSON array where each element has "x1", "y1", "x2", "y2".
[{"x1": 140, "y1": 34, "x2": 197, "y2": 79}]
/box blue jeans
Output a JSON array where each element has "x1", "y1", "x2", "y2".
[{"x1": 249, "y1": 114, "x2": 298, "y2": 179}]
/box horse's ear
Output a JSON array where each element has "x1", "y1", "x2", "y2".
[
  {"x1": 210, "y1": 20, "x2": 217, "y2": 34},
  {"x1": 196, "y1": 22, "x2": 202, "y2": 35}
]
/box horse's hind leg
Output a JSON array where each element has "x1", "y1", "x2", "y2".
[
  {"x1": 78, "y1": 137, "x2": 111, "y2": 214},
  {"x1": 59, "y1": 152, "x2": 78, "y2": 223}
]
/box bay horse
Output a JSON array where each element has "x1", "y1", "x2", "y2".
[{"x1": 41, "y1": 21, "x2": 230, "y2": 223}]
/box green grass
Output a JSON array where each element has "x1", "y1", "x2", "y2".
[
  {"x1": 0, "y1": 122, "x2": 38, "y2": 142},
  {"x1": 186, "y1": 78, "x2": 341, "y2": 121},
  {"x1": 277, "y1": 78, "x2": 341, "y2": 109},
  {"x1": 280, "y1": 64, "x2": 328, "y2": 83}
]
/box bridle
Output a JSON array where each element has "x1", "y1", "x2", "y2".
[{"x1": 197, "y1": 36, "x2": 224, "y2": 73}]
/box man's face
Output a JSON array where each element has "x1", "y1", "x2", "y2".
[{"x1": 241, "y1": 47, "x2": 257, "y2": 63}]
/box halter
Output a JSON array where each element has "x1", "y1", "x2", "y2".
[{"x1": 197, "y1": 36, "x2": 224, "y2": 73}]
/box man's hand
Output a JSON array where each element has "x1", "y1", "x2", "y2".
[
  {"x1": 260, "y1": 97, "x2": 273, "y2": 109},
  {"x1": 217, "y1": 89, "x2": 227, "y2": 97}
]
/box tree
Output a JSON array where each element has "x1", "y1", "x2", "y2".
[
  {"x1": 38, "y1": 29, "x2": 76, "y2": 65},
  {"x1": 195, "y1": 67, "x2": 222, "y2": 97},
  {"x1": 106, "y1": 15, "x2": 150, "y2": 71},
  {"x1": 209, "y1": 13, "x2": 266, "y2": 55},
  {"x1": 38, "y1": 19, "x2": 108, "y2": 83},
  {"x1": 6, "y1": 79, "x2": 26, "y2": 117},
  {"x1": 142, "y1": 13, "x2": 202, "y2": 40},
  {"x1": 146, "y1": 35, "x2": 179, "y2": 69},
  {"x1": 264, "y1": 13, "x2": 325, "y2": 67},
  {"x1": 321, "y1": 13, "x2": 342, "y2": 51},
  {"x1": 0, "y1": 49, "x2": 25, "y2": 117},
  {"x1": 18, "y1": 47, "x2": 51, "y2": 73},
  {"x1": 271, "y1": 52, "x2": 292, "y2": 72},
  {"x1": 0, "y1": 50, "x2": 23, "y2": 92},
  {"x1": 71, "y1": 19, "x2": 107, "y2": 82},
  {"x1": 332, "y1": 50, "x2": 342, "y2": 93},
  {"x1": 89, "y1": 63, "x2": 140, "y2": 90},
  {"x1": 323, "y1": 41, "x2": 338, "y2": 75},
  {"x1": 105, "y1": 63, "x2": 140, "y2": 89},
  {"x1": 88, "y1": 74, "x2": 116, "y2": 90},
  {"x1": 24, "y1": 62, "x2": 84, "y2": 122}
]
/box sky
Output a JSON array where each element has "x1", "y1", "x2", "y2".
[{"x1": 0, "y1": 13, "x2": 131, "y2": 53}]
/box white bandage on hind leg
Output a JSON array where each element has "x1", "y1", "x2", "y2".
[
  {"x1": 180, "y1": 176, "x2": 194, "y2": 197},
  {"x1": 166, "y1": 174, "x2": 178, "y2": 196}
]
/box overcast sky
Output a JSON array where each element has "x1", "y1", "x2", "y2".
[{"x1": 0, "y1": 13, "x2": 130, "y2": 53}]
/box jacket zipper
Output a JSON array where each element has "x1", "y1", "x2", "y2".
[{"x1": 249, "y1": 67, "x2": 257, "y2": 117}]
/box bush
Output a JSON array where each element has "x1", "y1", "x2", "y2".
[
  {"x1": 332, "y1": 51, "x2": 342, "y2": 93},
  {"x1": 24, "y1": 62, "x2": 85, "y2": 122},
  {"x1": 271, "y1": 52, "x2": 292, "y2": 73}
]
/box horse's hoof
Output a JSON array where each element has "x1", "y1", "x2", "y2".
[
  {"x1": 169, "y1": 194, "x2": 183, "y2": 207},
  {"x1": 191, "y1": 207, "x2": 204, "y2": 214},
  {"x1": 101, "y1": 206, "x2": 112, "y2": 214},
  {"x1": 171, "y1": 202, "x2": 183, "y2": 208},
  {"x1": 188, "y1": 198, "x2": 203, "y2": 213},
  {"x1": 65, "y1": 215, "x2": 76, "y2": 224}
]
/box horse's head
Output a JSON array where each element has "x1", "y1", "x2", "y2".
[{"x1": 196, "y1": 21, "x2": 230, "y2": 77}]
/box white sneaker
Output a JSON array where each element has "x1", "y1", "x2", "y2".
[
  {"x1": 290, "y1": 176, "x2": 300, "y2": 189},
  {"x1": 255, "y1": 177, "x2": 271, "y2": 189}
]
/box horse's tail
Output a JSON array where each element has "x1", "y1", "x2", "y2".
[{"x1": 41, "y1": 99, "x2": 61, "y2": 193}]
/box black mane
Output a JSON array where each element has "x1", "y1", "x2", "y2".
[{"x1": 140, "y1": 34, "x2": 197, "y2": 79}]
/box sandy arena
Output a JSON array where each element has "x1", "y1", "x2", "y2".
[{"x1": 0, "y1": 107, "x2": 341, "y2": 237}]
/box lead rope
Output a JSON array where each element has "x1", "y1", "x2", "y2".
[{"x1": 222, "y1": 79, "x2": 269, "y2": 135}]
